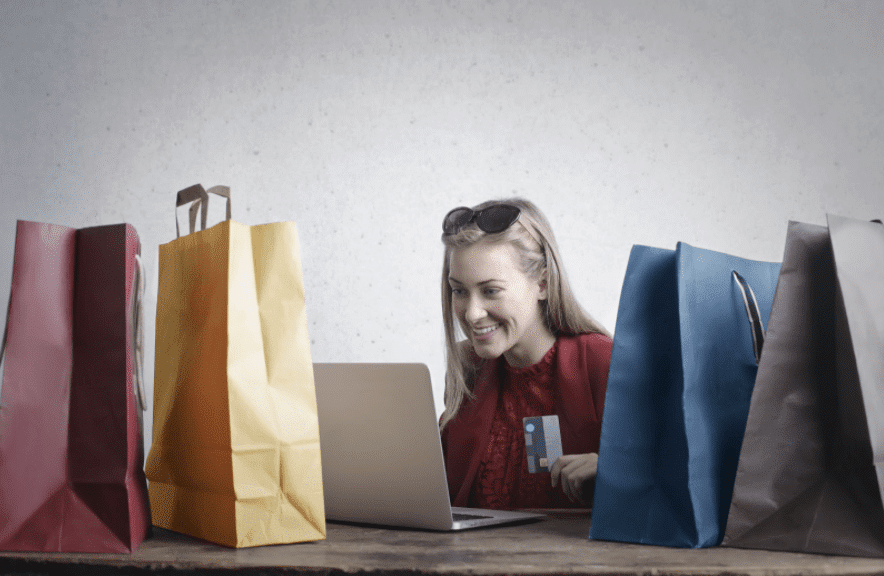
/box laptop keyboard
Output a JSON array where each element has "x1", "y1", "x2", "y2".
[{"x1": 452, "y1": 512, "x2": 494, "y2": 522}]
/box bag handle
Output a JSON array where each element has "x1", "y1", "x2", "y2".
[
  {"x1": 733, "y1": 270, "x2": 766, "y2": 364},
  {"x1": 176, "y1": 184, "x2": 208, "y2": 238},
  {"x1": 175, "y1": 184, "x2": 232, "y2": 238},
  {"x1": 132, "y1": 254, "x2": 147, "y2": 412},
  {"x1": 0, "y1": 290, "x2": 10, "y2": 406}
]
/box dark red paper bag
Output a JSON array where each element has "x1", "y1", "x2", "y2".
[{"x1": 0, "y1": 220, "x2": 151, "y2": 552}]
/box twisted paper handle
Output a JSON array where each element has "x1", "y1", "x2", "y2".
[{"x1": 175, "y1": 184, "x2": 232, "y2": 237}]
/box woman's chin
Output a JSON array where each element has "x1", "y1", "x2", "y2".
[{"x1": 470, "y1": 341, "x2": 504, "y2": 360}]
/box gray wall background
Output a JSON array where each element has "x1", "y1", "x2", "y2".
[{"x1": 2, "y1": 1, "x2": 883, "y2": 454}]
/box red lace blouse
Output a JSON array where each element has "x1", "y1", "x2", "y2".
[
  {"x1": 441, "y1": 332, "x2": 612, "y2": 509},
  {"x1": 470, "y1": 342, "x2": 577, "y2": 508}
]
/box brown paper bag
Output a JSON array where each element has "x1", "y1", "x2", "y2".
[
  {"x1": 722, "y1": 217, "x2": 884, "y2": 556},
  {"x1": 145, "y1": 185, "x2": 325, "y2": 548}
]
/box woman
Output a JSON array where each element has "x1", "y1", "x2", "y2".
[{"x1": 439, "y1": 198, "x2": 612, "y2": 509}]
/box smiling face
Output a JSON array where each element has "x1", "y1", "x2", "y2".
[{"x1": 447, "y1": 241, "x2": 555, "y2": 368}]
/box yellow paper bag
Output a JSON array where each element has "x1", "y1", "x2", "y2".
[{"x1": 146, "y1": 185, "x2": 325, "y2": 547}]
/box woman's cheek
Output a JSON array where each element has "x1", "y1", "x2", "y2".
[{"x1": 452, "y1": 299, "x2": 466, "y2": 321}]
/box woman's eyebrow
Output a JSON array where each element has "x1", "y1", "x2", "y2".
[{"x1": 448, "y1": 277, "x2": 505, "y2": 286}]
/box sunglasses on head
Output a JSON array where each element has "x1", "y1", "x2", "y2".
[{"x1": 442, "y1": 204, "x2": 523, "y2": 236}]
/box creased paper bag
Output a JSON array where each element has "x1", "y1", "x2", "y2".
[
  {"x1": 146, "y1": 185, "x2": 325, "y2": 548},
  {"x1": 723, "y1": 217, "x2": 884, "y2": 557}
]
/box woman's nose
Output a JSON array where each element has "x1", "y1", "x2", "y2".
[{"x1": 464, "y1": 296, "x2": 487, "y2": 323}]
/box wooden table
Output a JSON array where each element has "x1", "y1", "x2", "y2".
[{"x1": 2, "y1": 512, "x2": 884, "y2": 575}]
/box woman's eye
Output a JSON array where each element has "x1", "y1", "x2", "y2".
[
  {"x1": 451, "y1": 287, "x2": 466, "y2": 296},
  {"x1": 483, "y1": 288, "x2": 501, "y2": 296}
]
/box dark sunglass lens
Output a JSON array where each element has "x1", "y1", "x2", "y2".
[
  {"x1": 477, "y1": 205, "x2": 520, "y2": 233},
  {"x1": 443, "y1": 208, "x2": 474, "y2": 234}
]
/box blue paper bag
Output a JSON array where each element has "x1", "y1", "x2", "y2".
[{"x1": 590, "y1": 242, "x2": 780, "y2": 548}]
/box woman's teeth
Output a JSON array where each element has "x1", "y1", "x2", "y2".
[{"x1": 474, "y1": 324, "x2": 499, "y2": 335}]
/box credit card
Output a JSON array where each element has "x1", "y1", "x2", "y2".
[{"x1": 523, "y1": 415, "x2": 563, "y2": 473}]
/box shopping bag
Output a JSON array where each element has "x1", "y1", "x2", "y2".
[
  {"x1": 590, "y1": 242, "x2": 780, "y2": 548},
  {"x1": 0, "y1": 221, "x2": 150, "y2": 552},
  {"x1": 145, "y1": 184, "x2": 325, "y2": 548},
  {"x1": 722, "y1": 216, "x2": 884, "y2": 556}
]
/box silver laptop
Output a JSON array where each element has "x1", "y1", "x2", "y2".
[{"x1": 313, "y1": 362, "x2": 544, "y2": 530}]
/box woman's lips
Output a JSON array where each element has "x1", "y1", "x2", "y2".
[{"x1": 472, "y1": 324, "x2": 500, "y2": 340}]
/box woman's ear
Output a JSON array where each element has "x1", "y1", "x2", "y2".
[{"x1": 537, "y1": 270, "x2": 549, "y2": 300}]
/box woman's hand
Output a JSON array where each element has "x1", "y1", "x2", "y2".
[{"x1": 550, "y1": 453, "x2": 598, "y2": 504}]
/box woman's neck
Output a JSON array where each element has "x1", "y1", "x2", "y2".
[{"x1": 503, "y1": 328, "x2": 557, "y2": 368}]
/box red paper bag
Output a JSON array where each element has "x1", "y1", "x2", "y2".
[{"x1": 0, "y1": 221, "x2": 151, "y2": 552}]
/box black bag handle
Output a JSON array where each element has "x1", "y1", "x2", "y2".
[{"x1": 733, "y1": 270, "x2": 766, "y2": 364}]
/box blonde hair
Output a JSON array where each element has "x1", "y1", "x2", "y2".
[{"x1": 439, "y1": 198, "x2": 609, "y2": 428}]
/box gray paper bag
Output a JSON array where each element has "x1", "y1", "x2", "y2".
[{"x1": 722, "y1": 216, "x2": 884, "y2": 557}]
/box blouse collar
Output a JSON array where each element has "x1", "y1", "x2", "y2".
[{"x1": 502, "y1": 337, "x2": 558, "y2": 379}]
